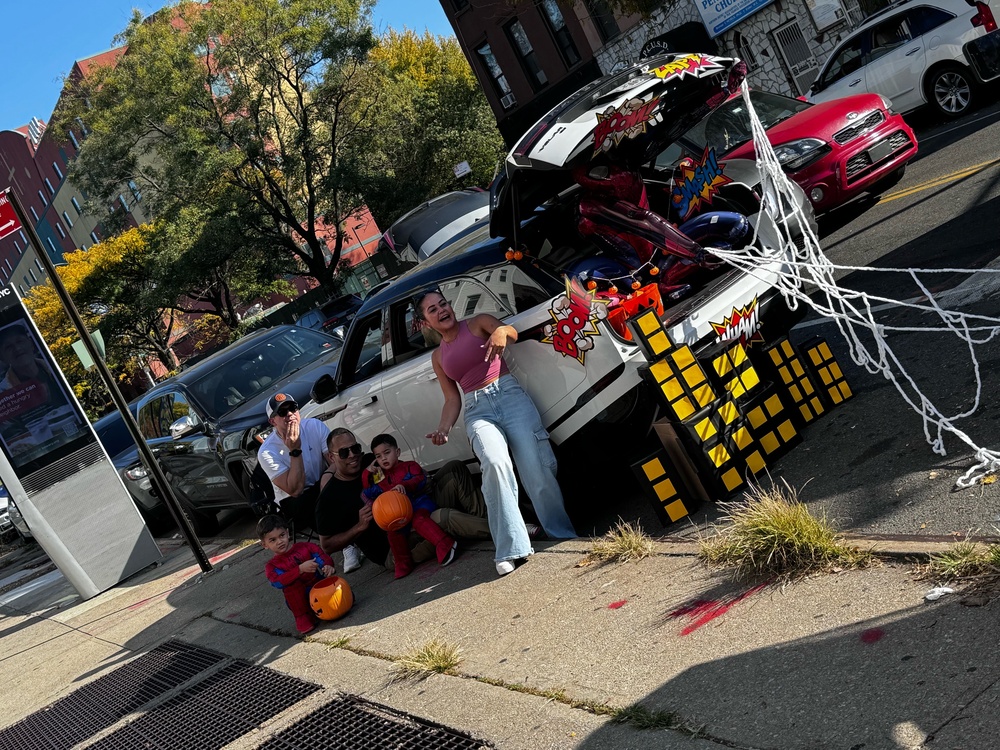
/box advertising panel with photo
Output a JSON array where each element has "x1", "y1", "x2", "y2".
[
  {"x1": 694, "y1": 0, "x2": 776, "y2": 38},
  {"x1": 0, "y1": 289, "x2": 91, "y2": 474}
]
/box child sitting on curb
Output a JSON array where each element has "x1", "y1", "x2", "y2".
[
  {"x1": 361, "y1": 433, "x2": 458, "y2": 579},
  {"x1": 259, "y1": 514, "x2": 335, "y2": 634}
]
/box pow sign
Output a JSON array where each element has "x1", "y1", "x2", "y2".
[{"x1": 542, "y1": 279, "x2": 609, "y2": 365}]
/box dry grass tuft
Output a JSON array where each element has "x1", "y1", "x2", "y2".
[
  {"x1": 927, "y1": 540, "x2": 1000, "y2": 580},
  {"x1": 699, "y1": 480, "x2": 872, "y2": 582},
  {"x1": 394, "y1": 639, "x2": 463, "y2": 678},
  {"x1": 588, "y1": 521, "x2": 655, "y2": 563}
]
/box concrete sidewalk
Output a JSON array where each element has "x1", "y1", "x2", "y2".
[{"x1": 0, "y1": 532, "x2": 995, "y2": 750}]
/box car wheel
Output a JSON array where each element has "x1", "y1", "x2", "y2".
[
  {"x1": 868, "y1": 165, "x2": 906, "y2": 196},
  {"x1": 927, "y1": 64, "x2": 975, "y2": 118}
]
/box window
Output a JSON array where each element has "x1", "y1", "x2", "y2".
[
  {"x1": 583, "y1": 0, "x2": 620, "y2": 42},
  {"x1": 210, "y1": 74, "x2": 233, "y2": 98},
  {"x1": 56, "y1": 223, "x2": 66, "y2": 238},
  {"x1": 472, "y1": 266, "x2": 550, "y2": 312},
  {"x1": 19, "y1": 230, "x2": 26, "y2": 246},
  {"x1": 90, "y1": 231, "x2": 100, "y2": 244},
  {"x1": 506, "y1": 20, "x2": 548, "y2": 91},
  {"x1": 71, "y1": 197, "x2": 83, "y2": 215},
  {"x1": 539, "y1": 0, "x2": 581, "y2": 66},
  {"x1": 13, "y1": 240, "x2": 19, "y2": 253},
  {"x1": 908, "y1": 6, "x2": 954, "y2": 36},
  {"x1": 68, "y1": 130, "x2": 80, "y2": 150},
  {"x1": 732, "y1": 30, "x2": 759, "y2": 72},
  {"x1": 138, "y1": 392, "x2": 193, "y2": 440},
  {"x1": 119, "y1": 194, "x2": 129, "y2": 211},
  {"x1": 46, "y1": 238, "x2": 58, "y2": 256},
  {"x1": 75, "y1": 117, "x2": 89, "y2": 137},
  {"x1": 129, "y1": 180, "x2": 142, "y2": 202},
  {"x1": 5, "y1": 259, "x2": 12, "y2": 272},
  {"x1": 19, "y1": 285, "x2": 26, "y2": 295},
  {"x1": 62, "y1": 211, "x2": 73, "y2": 228},
  {"x1": 819, "y1": 35, "x2": 866, "y2": 88},
  {"x1": 463, "y1": 293, "x2": 483, "y2": 317},
  {"x1": 34, "y1": 259, "x2": 43, "y2": 272},
  {"x1": 499, "y1": 270, "x2": 508, "y2": 283},
  {"x1": 44, "y1": 178, "x2": 55, "y2": 195},
  {"x1": 38, "y1": 190, "x2": 48, "y2": 207},
  {"x1": 52, "y1": 162, "x2": 63, "y2": 180},
  {"x1": 868, "y1": 16, "x2": 912, "y2": 63},
  {"x1": 23, "y1": 275, "x2": 30, "y2": 289},
  {"x1": 476, "y1": 43, "x2": 516, "y2": 108},
  {"x1": 30, "y1": 206, "x2": 39, "y2": 222},
  {"x1": 339, "y1": 313, "x2": 385, "y2": 387},
  {"x1": 29, "y1": 268, "x2": 37, "y2": 283}
]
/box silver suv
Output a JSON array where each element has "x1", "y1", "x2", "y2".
[{"x1": 809, "y1": 0, "x2": 1000, "y2": 117}]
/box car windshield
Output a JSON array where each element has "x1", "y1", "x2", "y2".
[
  {"x1": 187, "y1": 328, "x2": 340, "y2": 419},
  {"x1": 681, "y1": 91, "x2": 812, "y2": 154}
]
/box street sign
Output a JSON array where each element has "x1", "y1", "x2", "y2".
[{"x1": 0, "y1": 191, "x2": 23, "y2": 242}]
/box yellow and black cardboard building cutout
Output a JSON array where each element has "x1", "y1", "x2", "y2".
[
  {"x1": 641, "y1": 344, "x2": 718, "y2": 422},
  {"x1": 709, "y1": 343, "x2": 764, "y2": 402},
  {"x1": 741, "y1": 384, "x2": 802, "y2": 463},
  {"x1": 626, "y1": 307, "x2": 674, "y2": 362},
  {"x1": 631, "y1": 448, "x2": 700, "y2": 525},
  {"x1": 676, "y1": 400, "x2": 749, "y2": 498},
  {"x1": 800, "y1": 336, "x2": 854, "y2": 409},
  {"x1": 750, "y1": 336, "x2": 826, "y2": 429}
]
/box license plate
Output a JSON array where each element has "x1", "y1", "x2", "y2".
[{"x1": 868, "y1": 140, "x2": 893, "y2": 164}]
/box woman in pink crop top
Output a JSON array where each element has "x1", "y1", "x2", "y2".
[{"x1": 415, "y1": 290, "x2": 576, "y2": 577}]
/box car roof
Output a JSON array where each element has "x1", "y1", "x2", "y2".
[
  {"x1": 140, "y1": 325, "x2": 307, "y2": 397},
  {"x1": 386, "y1": 190, "x2": 489, "y2": 250},
  {"x1": 356, "y1": 233, "x2": 508, "y2": 314}
]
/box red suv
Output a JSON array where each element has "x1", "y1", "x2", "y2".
[{"x1": 672, "y1": 89, "x2": 917, "y2": 213}]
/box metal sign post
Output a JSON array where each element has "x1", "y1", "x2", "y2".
[{"x1": 2, "y1": 188, "x2": 212, "y2": 573}]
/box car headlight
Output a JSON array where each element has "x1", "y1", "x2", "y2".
[
  {"x1": 774, "y1": 138, "x2": 830, "y2": 172},
  {"x1": 878, "y1": 95, "x2": 895, "y2": 114},
  {"x1": 125, "y1": 465, "x2": 148, "y2": 481}
]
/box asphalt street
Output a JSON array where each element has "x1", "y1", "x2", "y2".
[{"x1": 764, "y1": 93, "x2": 1000, "y2": 540}]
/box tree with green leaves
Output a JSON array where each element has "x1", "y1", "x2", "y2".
[
  {"x1": 360, "y1": 30, "x2": 506, "y2": 228},
  {"x1": 61, "y1": 0, "x2": 379, "y2": 289}
]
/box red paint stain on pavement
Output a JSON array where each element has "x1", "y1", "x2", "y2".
[
  {"x1": 608, "y1": 600, "x2": 627, "y2": 609},
  {"x1": 668, "y1": 583, "x2": 768, "y2": 635},
  {"x1": 860, "y1": 627, "x2": 885, "y2": 644},
  {"x1": 127, "y1": 590, "x2": 171, "y2": 611}
]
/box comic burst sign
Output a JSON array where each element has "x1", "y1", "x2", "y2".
[
  {"x1": 542, "y1": 279, "x2": 609, "y2": 365},
  {"x1": 650, "y1": 54, "x2": 726, "y2": 83},
  {"x1": 671, "y1": 147, "x2": 732, "y2": 221},
  {"x1": 710, "y1": 297, "x2": 764, "y2": 347},
  {"x1": 593, "y1": 96, "x2": 661, "y2": 156}
]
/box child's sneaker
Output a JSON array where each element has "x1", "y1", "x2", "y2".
[
  {"x1": 343, "y1": 545, "x2": 363, "y2": 573},
  {"x1": 440, "y1": 541, "x2": 459, "y2": 567},
  {"x1": 295, "y1": 613, "x2": 317, "y2": 634}
]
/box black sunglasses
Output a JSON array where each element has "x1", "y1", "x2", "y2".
[
  {"x1": 277, "y1": 404, "x2": 299, "y2": 417},
  {"x1": 335, "y1": 443, "x2": 363, "y2": 459}
]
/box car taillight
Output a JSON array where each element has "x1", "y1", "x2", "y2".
[{"x1": 972, "y1": 1, "x2": 998, "y2": 32}]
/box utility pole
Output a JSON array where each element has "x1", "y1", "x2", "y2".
[{"x1": 4, "y1": 188, "x2": 212, "y2": 573}]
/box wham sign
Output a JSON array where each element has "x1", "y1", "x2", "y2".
[{"x1": 0, "y1": 191, "x2": 23, "y2": 242}]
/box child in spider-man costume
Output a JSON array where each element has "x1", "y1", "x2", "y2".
[
  {"x1": 362, "y1": 433, "x2": 458, "y2": 579},
  {"x1": 260, "y1": 514, "x2": 334, "y2": 634}
]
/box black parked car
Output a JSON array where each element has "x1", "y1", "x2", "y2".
[{"x1": 116, "y1": 325, "x2": 343, "y2": 535}]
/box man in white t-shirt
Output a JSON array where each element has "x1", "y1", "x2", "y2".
[{"x1": 257, "y1": 392, "x2": 362, "y2": 572}]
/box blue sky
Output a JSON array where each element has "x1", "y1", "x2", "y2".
[{"x1": 0, "y1": 0, "x2": 453, "y2": 132}]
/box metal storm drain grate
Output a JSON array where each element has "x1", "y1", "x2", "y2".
[
  {"x1": 88, "y1": 660, "x2": 321, "y2": 750},
  {"x1": 0, "y1": 640, "x2": 226, "y2": 750},
  {"x1": 258, "y1": 694, "x2": 496, "y2": 750}
]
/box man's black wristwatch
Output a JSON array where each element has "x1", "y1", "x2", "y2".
[{"x1": 289, "y1": 449, "x2": 302, "y2": 457}]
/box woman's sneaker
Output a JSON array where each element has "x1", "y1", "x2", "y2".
[
  {"x1": 343, "y1": 545, "x2": 363, "y2": 573},
  {"x1": 496, "y1": 557, "x2": 529, "y2": 576}
]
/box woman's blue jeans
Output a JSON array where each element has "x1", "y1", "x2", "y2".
[{"x1": 463, "y1": 375, "x2": 577, "y2": 562}]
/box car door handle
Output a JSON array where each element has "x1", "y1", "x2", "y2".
[
  {"x1": 349, "y1": 396, "x2": 378, "y2": 406},
  {"x1": 848, "y1": 78, "x2": 862, "y2": 86},
  {"x1": 905, "y1": 46, "x2": 921, "y2": 56}
]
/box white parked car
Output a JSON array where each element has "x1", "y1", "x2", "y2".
[{"x1": 809, "y1": 0, "x2": 1000, "y2": 117}]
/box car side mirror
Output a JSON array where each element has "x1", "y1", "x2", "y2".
[
  {"x1": 170, "y1": 414, "x2": 203, "y2": 440},
  {"x1": 311, "y1": 373, "x2": 338, "y2": 403}
]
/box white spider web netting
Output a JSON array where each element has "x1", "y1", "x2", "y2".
[{"x1": 705, "y1": 80, "x2": 1000, "y2": 488}]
